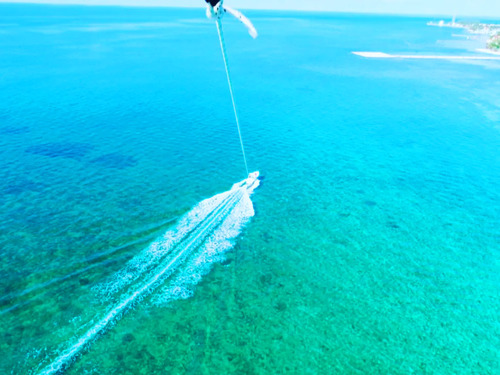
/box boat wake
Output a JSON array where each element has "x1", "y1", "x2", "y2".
[{"x1": 36, "y1": 173, "x2": 260, "y2": 375}]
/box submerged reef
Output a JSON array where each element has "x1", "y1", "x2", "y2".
[
  {"x1": 91, "y1": 153, "x2": 138, "y2": 169},
  {"x1": 26, "y1": 142, "x2": 95, "y2": 160}
]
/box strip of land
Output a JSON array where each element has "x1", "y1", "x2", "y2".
[
  {"x1": 352, "y1": 51, "x2": 500, "y2": 60},
  {"x1": 476, "y1": 48, "x2": 500, "y2": 56},
  {"x1": 428, "y1": 20, "x2": 500, "y2": 52}
]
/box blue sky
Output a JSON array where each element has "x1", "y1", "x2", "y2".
[{"x1": 2, "y1": 0, "x2": 500, "y2": 18}]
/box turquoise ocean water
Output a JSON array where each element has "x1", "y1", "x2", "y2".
[{"x1": 1, "y1": 4, "x2": 499, "y2": 374}]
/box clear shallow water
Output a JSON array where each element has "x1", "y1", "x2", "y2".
[{"x1": 1, "y1": 4, "x2": 499, "y2": 374}]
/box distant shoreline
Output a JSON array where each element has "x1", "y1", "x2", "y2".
[{"x1": 427, "y1": 19, "x2": 500, "y2": 53}]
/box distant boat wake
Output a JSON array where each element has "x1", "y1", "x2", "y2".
[{"x1": 36, "y1": 174, "x2": 260, "y2": 375}]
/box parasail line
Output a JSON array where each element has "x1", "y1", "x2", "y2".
[{"x1": 215, "y1": 18, "x2": 249, "y2": 177}]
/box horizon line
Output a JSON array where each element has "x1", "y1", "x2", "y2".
[{"x1": 0, "y1": 1, "x2": 499, "y2": 19}]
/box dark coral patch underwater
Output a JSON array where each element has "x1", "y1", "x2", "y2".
[
  {"x1": 0, "y1": 126, "x2": 30, "y2": 135},
  {"x1": 2, "y1": 179, "x2": 45, "y2": 196},
  {"x1": 91, "y1": 153, "x2": 138, "y2": 170},
  {"x1": 25, "y1": 142, "x2": 95, "y2": 160}
]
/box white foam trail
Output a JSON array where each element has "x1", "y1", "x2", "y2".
[
  {"x1": 93, "y1": 190, "x2": 230, "y2": 299},
  {"x1": 153, "y1": 188, "x2": 255, "y2": 306},
  {"x1": 37, "y1": 176, "x2": 259, "y2": 375}
]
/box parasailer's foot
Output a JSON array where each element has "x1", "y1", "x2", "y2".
[
  {"x1": 205, "y1": 0, "x2": 224, "y2": 19},
  {"x1": 204, "y1": 0, "x2": 258, "y2": 38}
]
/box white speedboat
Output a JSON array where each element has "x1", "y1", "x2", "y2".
[
  {"x1": 234, "y1": 171, "x2": 260, "y2": 191},
  {"x1": 244, "y1": 171, "x2": 260, "y2": 189}
]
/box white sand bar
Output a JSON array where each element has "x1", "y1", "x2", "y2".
[
  {"x1": 353, "y1": 51, "x2": 500, "y2": 60},
  {"x1": 477, "y1": 48, "x2": 500, "y2": 56}
]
